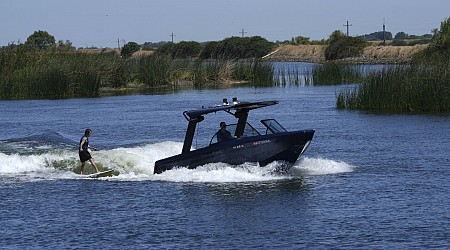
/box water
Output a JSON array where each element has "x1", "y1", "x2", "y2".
[{"x1": 1, "y1": 83, "x2": 450, "y2": 249}]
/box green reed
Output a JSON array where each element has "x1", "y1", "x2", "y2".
[
  {"x1": 337, "y1": 62, "x2": 450, "y2": 112},
  {"x1": 0, "y1": 47, "x2": 275, "y2": 99},
  {"x1": 274, "y1": 63, "x2": 363, "y2": 86},
  {"x1": 274, "y1": 66, "x2": 311, "y2": 86},
  {"x1": 311, "y1": 63, "x2": 363, "y2": 85},
  {"x1": 137, "y1": 56, "x2": 275, "y2": 86},
  {"x1": 0, "y1": 50, "x2": 112, "y2": 98}
]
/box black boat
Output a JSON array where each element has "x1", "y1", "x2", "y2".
[{"x1": 154, "y1": 98, "x2": 315, "y2": 174}]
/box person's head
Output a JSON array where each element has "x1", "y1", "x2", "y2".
[
  {"x1": 220, "y1": 122, "x2": 226, "y2": 129},
  {"x1": 84, "y1": 128, "x2": 92, "y2": 137}
]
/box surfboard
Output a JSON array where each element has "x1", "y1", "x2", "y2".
[{"x1": 86, "y1": 169, "x2": 114, "y2": 178}]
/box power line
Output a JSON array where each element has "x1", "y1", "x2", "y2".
[
  {"x1": 343, "y1": 20, "x2": 352, "y2": 36},
  {"x1": 240, "y1": 28, "x2": 247, "y2": 37},
  {"x1": 170, "y1": 32, "x2": 176, "y2": 43}
]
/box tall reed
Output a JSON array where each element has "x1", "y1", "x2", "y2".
[
  {"x1": 311, "y1": 63, "x2": 363, "y2": 85},
  {"x1": 337, "y1": 62, "x2": 450, "y2": 112},
  {"x1": 0, "y1": 50, "x2": 109, "y2": 98},
  {"x1": 273, "y1": 63, "x2": 364, "y2": 86},
  {"x1": 1, "y1": 47, "x2": 276, "y2": 99},
  {"x1": 137, "y1": 56, "x2": 275, "y2": 86},
  {"x1": 274, "y1": 65, "x2": 311, "y2": 86}
]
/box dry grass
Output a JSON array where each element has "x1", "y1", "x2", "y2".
[
  {"x1": 131, "y1": 49, "x2": 154, "y2": 58},
  {"x1": 363, "y1": 44, "x2": 427, "y2": 60},
  {"x1": 269, "y1": 45, "x2": 326, "y2": 62},
  {"x1": 266, "y1": 44, "x2": 429, "y2": 63},
  {"x1": 77, "y1": 48, "x2": 153, "y2": 58},
  {"x1": 77, "y1": 48, "x2": 120, "y2": 54}
]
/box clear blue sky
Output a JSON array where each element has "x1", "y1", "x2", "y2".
[{"x1": 1, "y1": 0, "x2": 449, "y2": 48}]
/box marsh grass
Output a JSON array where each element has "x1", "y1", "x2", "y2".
[
  {"x1": 274, "y1": 66, "x2": 311, "y2": 86},
  {"x1": 0, "y1": 46, "x2": 275, "y2": 99},
  {"x1": 337, "y1": 61, "x2": 450, "y2": 112},
  {"x1": 137, "y1": 57, "x2": 274, "y2": 86},
  {"x1": 311, "y1": 63, "x2": 363, "y2": 85},
  {"x1": 274, "y1": 63, "x2": 363, "y2": 86},
  {"x1": 0, "y1": 50, "x2": 115, "y2": 98}
]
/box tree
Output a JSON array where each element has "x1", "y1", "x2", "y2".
[
  {"x1": 25, "y1": 30, "x2": 55, "y2": 50},
  {"x1": 359, "y1": 31, "x2": 393, "y2": 41},
  {"x1": 199, "y1": 36, "x2": 274, "y2": 59},
  {"x1": 155, "y1": 42, "x2": 175, "y2": 57},
  {"x1": 325, "y1": 30, "x2": 367, "y2": 60},
  {"x1": 429, "y1": 17, "x2": 450, "y2": 52},
  {"x1": 199, "y1": 41, "x2": 220, "y2": 59},
  {"x1": 121, "y1": 42, "x2": 140, "y2": 58},
  {"x1": 56, "y1": 40, "x2": 75, "y2": 52},
  {"x1": 291, "y1": 36, "x2": 310, "y2": 45},
  {"x1": 328, "y1": 30, "x2": 346, "y2": 44},
  {"x1": 394, "y1": 32, "x2": 408, "y2": 40}
]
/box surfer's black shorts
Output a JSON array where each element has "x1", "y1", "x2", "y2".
[{"x1": 79, "y1": 151, "x2": 92, "y2": 162}]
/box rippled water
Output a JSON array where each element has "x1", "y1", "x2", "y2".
[{"x1": 1, "y1": 83, "x2": 449, "y2": 249}]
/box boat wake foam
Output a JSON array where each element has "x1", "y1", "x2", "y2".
[
  {"x1": 291, "y1": 157, "x2": 355, "y2": 175},
  {"x1": 0, "y1": 142, "x2": 355, "y2": 182}
]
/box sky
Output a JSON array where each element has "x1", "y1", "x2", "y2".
[{"x1": 1, "y1": 0, "x2": 449, "y2": 48}]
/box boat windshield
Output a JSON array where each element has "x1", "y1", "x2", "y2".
[
  {"x1": 209, "y1": 122, "x2": 260, "y2": 145},
  {"x1": 261, "y1": 119, "x2": 287, "y2": 134}
]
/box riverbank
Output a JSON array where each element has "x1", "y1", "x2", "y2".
[{"x1": 265, "y1": 44, "x2": 428, "y2": 64}]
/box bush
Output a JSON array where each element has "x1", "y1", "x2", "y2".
[
  {"x1": 325, "y1": 30, "x2": 367, "y2": 60},
  {"x1": 155, "y1": 41, "x2": 202, "y2": 59},
  {"x1": 121, "y1": 42, "x2": 140, "y2": 58},
  {"x1": 199, "y1": 36, "x2": 275, "y2": 59}
]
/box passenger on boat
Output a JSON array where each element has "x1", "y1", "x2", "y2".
[{"x1": 217, "y1": 122, "x2": 234, "y2": 143}]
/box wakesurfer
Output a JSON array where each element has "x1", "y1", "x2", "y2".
[{"x1": 79, "y1": 128, "x2": 99, "y2": 174}]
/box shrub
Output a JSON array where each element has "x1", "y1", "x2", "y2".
[
  {"x1": 199, "y1": 36, "x2": 275, "y2": 59},
  {"x1": 155, "y1": 41, "x2": 202, "y2": 59},
  {"x1": 325, "y1": 30, "x2": 368, "y2": 60},
  {"x1": 121, "y1": 42, "x2": 140, "y2": 58}
]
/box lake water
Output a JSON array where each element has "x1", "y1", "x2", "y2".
[{"x1": 1, "y1": 81, "x2": 450, "y2": 248}]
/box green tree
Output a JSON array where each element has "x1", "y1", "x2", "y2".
[
  {"x1": 329, "y1": 30, "x2": 345, "y2": 43},
  {"x1": 56, "y1": 40, "x2": 75, "y2": 52},
  {"x1": 325, "y1": 30, "x2": 367, "y2": 60},
  {"x1": 25, "y1": 30, "x2": 56, "y2": 50},
  {"x1": 430, "y1": 17, "x2": 450, "y2": 52},
  {"x1": 155, "y1": 42, "x2": 175, "y2": 57},
  {"x1": 394, "y1": 32, "x2": 408, "y2": 39},
  {"x1": 291, "y1": 36, "x2": 310, "y2": 44},
  {"x1": 170, "y1": 41, "x2": 202, "y2": 58},
  {"x1": 200, "y1": 36, "x2": 274, "y2": 59},
  {"x1": 121, "y1": 42, "x2": 140, "y2": 58},
  {"x1": 199, "y1": 41, "x2": 220, "y2": 59},
  {"x1": 359, "y1": 31, "x2": 393, "y2": 41}
]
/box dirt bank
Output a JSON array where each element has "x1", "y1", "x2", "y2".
[{"x1": 265, "y1": 44, "x2": 428, "y2": 64}]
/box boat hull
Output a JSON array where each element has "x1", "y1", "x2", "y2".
[{"x1": 154, "y1": 130, "x2": 314, "y2": 174}]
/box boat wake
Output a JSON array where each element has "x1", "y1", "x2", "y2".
[{"x1": 0, "y1": 141, "x2": 355, "y2": 183}]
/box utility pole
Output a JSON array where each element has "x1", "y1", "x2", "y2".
[
  {"x1": 170, "y1": 32, "x2": 176, "y2": 43},
  {"x1": 343, "y1": 20, "x2": 352, "y2": 36},
  {"x1": 383, "y1": 18, "x2": 386, "y2": 46},
  {"x1": 117, "y1": 38, "x2": 120, "y2": 49},
  {"x1": 240, "y1": 28, "x2": 247, "y2": 37}
]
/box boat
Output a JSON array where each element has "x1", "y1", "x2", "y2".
[{"x1": 153, "y1": 98, "x2": 315, "y2": 174}]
